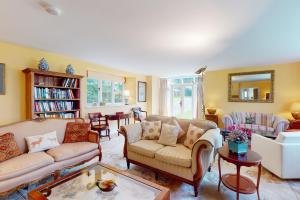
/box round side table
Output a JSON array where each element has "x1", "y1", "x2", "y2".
[{"x1": 218, "y1": 145, "x2": 262, "y2": 200}]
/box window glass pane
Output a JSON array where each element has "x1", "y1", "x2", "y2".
[
  {"x1": 102, "y1": 80, "x2": 112, "y2": 103},
  {"x1": 183, "y1": 77, "x2": 194, "y2": 84},
  {"x1": 171, "y1": 78, "x2": 182, "y2": 85},
  {"x1": 114, "y1": 82, "x2": 123, "y2": 103},
  {"x1": 87, "y1": 79, "x2": 98, "y2": 105}
]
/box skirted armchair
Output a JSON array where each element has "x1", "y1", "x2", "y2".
[{"x1": 222, "y1": 112, "x2": 289, "y2": 137}]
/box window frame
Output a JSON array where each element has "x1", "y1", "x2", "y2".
[{"x1": 87, "y1": 78, "x2": 124, "y2": 107}]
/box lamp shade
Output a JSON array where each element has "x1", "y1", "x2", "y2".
[
  {"x1": 291, "y1": 102, "x2": 300, "y2": 120},
  {"x1": 124, "y1": 90, "x2": 130, "y2": 97}
]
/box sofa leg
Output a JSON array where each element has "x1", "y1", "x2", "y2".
[
  {"x1": 193, "y1": 181, "x2": 199, "y2": 197},
  {"x1": 126, "y1": 158, "x2": 130, "y2": 169}
]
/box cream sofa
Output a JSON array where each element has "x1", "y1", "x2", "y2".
[
  {"x1": 251, "y1": 132, "x2": 300, "y2": 179},
  {"x1": 120, "y1": 115, "x2": 222, "y2": 197},
  {"x1": 0, "y1": 119, "x2": 101, "y2": 196}
]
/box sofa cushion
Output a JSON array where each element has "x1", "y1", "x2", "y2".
[
  {"x1": 276, "y1": 132, "x2": 300, "y2": 143},
  {"x1": 239, "y1": 124, "x2": 274, "y2": 132},
  {"x1": 141, "y1": 121, "x2": 162, "y2": 140},
  {"x1": 184, "y1": 124, "x2": 205, "y2": 149},
  {"x1": 158, "y1": 123, "x2": 180, "y2": 147},
  {"x1": 63, "y1": 122, "x2": 91, "y2": 143},
  {"x1": 0, "y1": 152, "x2": 54, "y2": 181},
  {"x1": 155, "y1": 144, "x2": 192, "y2": 168},
  {"x1": 47, "y1": 142, "x2": 98, "y2": 162},
  {"x1": 0, "y1": 133, "x2": 22, "y2": 162},
  {"x1": 128, "y1": 140, "x2": 164, "y2": 158},
  {"x1": 25, "y1": 131, "x2": 60, "y2": 153},
  {"x1": 165, "y1": 117, "x2": 185, "y2": 139}
]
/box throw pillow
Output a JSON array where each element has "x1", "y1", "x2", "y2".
[
  {"x1": 245, "y1": 116, "x2": 255, "y2": 124},
  {"x1": 158, "y1": 123, "x2": 180, "y2": 146},
  {"x1": 64, "y1": 122, "x2": 91, "y2": 143},
  {"x1": 26, "y1": 131, "x2": 60, "y2": 153},
  {"x1": 141, "y1": 121, "x2": 162, "y2": 140},
  {"x1": 165, "y1": 117, "x2": 185, "y2": 139},
  {"x1": 0, "y1": 133, "x2": 22, "y2": 162},
  {"x1": 184, "y1": 123, "x2": 205, "y2": 149}
]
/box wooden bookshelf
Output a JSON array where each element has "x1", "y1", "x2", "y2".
[{"x1": 23, "y1": 68, "x2": 83, "y2": 119}]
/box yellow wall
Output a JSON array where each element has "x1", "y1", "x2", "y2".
[
  {"x1": 204, "y1": 62, "x2": 300, "y2": 125},
  {"x1": 0, "y1": 41, "x2": 148, "y2": 125}
]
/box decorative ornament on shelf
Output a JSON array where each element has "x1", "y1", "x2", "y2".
[
  {"x1": 227, "y1": 125, "x2": 252, "y2": 155},
  {"x1": 291, "y1": 102, "x2": 300, "y2": 120},
  {"x1": 38, "y1": 58, "x2": 49, "y2": 71},
  {"x1": 65, "y1": 64, "x2": 75, "y2": 75}
]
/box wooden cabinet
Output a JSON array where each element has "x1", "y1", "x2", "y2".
[
  {"x1": 23, "y1": 68, "x2": 83, "y2": 119},
  {"x1": 205, "y1": 114, "x2": 218, "y2": 126}
]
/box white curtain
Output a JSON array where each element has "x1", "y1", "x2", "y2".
[
  {"x1": 196, "y1": 75, "x2": 205, "y2": 119},
  {"x1": 159, "y1": 78, "x2": 169, "y2": 116}
]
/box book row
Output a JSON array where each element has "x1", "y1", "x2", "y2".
[
  {"x1": 34, "y1": 101, "x2": 76, "y2": 112},
  {"x1": 36, "y1": 111, "x2": 79, "y2": 119},
  {"x1": 34, "y1": 88, "x2": 76, "y2": 99}
]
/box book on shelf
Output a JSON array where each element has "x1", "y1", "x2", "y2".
[
  {"x1": 34, "y1": 88, "x2": 75, "y2": 99},
  {"x1": 62, "y1": 78, "x2": 78, "y2": 88},
  {"x1": 37, "y1": 111, "x2": 79, "y2": 119},
  {"x1": 34, "y1": 101, "x2": 76, "y2": 112}
]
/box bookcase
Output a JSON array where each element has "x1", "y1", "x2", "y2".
[{"x1": 23, "y1": 68, "x2": 83, "y2": 119}]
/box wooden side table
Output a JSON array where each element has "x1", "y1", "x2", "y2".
[
  {"x1": 205, "y1": 114, "x2": 218, "y2": 126},
  {"x1": 218, "y1": 145, "x2": 262, "y2": 200}
]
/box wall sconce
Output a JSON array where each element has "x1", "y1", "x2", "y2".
[{"x1": 124, "y1": 90, "x2": 130, "y2": 105}]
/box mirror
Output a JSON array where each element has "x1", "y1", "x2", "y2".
[{"x1": 228, "y1": 70, "x2": 274, "y2": 103}]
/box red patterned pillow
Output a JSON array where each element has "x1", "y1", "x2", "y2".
[
  {"x1": 0, "y1": 133, "x2": 22, "y2": 162},
  {"x1": 63, "y1": 122, "x2": 91, "y2": 143}
]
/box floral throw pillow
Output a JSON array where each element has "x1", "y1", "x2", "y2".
[
  {"x1": 141, "y1": 121, "x2": 162, "y2": 140},
  {"x1": 0, "y1": 133, "x2": 22, "y2": 162},
  {"x1": 64, "y1": 122, "x2": 91, "y2": 143},
  {"x1": 184, "y1": 124, "x2": 205, "y2": 149}
]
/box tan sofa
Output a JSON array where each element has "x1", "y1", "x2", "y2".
[
  {"x1": 120, "y1": 115, "x2": 222, "y2": 197},
  {"x1": 0, "y1": 119, "x2": 101, "y2": 196}
]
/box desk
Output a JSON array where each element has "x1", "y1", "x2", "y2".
[{"x1": 107, "y1": 113, "x2": 131, "y2": 135}]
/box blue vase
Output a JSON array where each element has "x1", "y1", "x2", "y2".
[
  {"x1": 66, "y1": 64, "x2": 75, "y2": 74},
  {"x1": 38, "y1": 58, "x2": 49, "y2": 71},
  {"x1": 228, "y1": 140, "x2": 248, "y2": 155}
]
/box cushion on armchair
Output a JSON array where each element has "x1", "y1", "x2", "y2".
[
  {"x1": 63, "y1": 122, "x2": 91, "y2": 143},
  {"x1": 0, "y1": 133, "x2": 22, "y2": 162}
]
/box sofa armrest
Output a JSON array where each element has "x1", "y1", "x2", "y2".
[
  {"x1": 88, "y1": 130, "x2": 100, "y2": 144},
  {"x1": 222, "y1": 114, "x2": 234, "y2": 130},
  {"x1": 273, "y1": 117, "x2": 289, "y2": 136},
  {"x1": 120, "y1": 123, "x2": 142, "y2": 157},
  {"x1": 191, "y1": 128, "x2": 222, "y2": 179}
]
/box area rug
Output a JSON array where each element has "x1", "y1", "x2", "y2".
[{"x1": 101, "y1": 134, "x2": 300, "y2": 200}]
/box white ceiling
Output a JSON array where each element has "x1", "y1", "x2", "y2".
[{"x1": 0, "y1": 0, "x2": 300, "y2": 76}]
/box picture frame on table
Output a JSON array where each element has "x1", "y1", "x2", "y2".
[
  {"x1": 0, "y1": 63, "x2": 5, "y2": 95},
  {"x1": 138, "y1": 81, "x2": 146, "y2": 102}
]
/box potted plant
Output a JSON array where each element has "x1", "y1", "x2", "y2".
[{"x1": 227, "y1": 126, "x2": 252, "y2": 155}]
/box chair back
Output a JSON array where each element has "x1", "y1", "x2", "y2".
[{"x1": 132, "y1": 107, "x2": 141, "y2": 118}]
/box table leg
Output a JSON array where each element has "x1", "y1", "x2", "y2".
[
  {"x1": 218, "y1": 154, "x2": 221, "y2": 191},
  {"x1": 257, "y1": 163, "x2": 262, "y2": 200},
  {"x1": 236, "y1": 165, "x2": 241, "y2": 200}
]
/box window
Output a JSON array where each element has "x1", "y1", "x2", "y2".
[{"x1": 87, "y1": 78, "x2": 124, "y2": 106}]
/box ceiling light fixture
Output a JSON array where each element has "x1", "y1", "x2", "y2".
[{"x1": 40, "y1": 1, "x2": 62, "y2": 16}]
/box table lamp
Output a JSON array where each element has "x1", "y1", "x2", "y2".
[
  {"x1": 291, "y1": 102, "x2": 300, "y2": 120},
  {"x1": 124, "y1": 90, "x2": 130, "y2": 105}
]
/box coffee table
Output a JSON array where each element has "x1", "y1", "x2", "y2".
[
  {"x1": 218, "y1": 145, "x2": 262, "y2": 200},
  {"x1": 28, "y1": 163, "x2": 170, "y2": 200}
]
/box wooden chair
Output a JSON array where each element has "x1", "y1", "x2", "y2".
[
  {"x1": 131, "y1": 107, "x2": 147, "y2": 123},
  {"x1": 88, "y1": 112, "x2": 111, "y2": 140}
]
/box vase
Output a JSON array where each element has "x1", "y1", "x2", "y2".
[
  {"x1": 228, "y1": 140, "x2": 248, "y2": 155},
  {"x1": 65, "y1": 64, "x2": 75, "y2": 74},
  {"x1": 38, "y1": 58, "x2": 49, "y2": 71}
]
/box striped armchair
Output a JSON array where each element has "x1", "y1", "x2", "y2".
[{"x1": 222, "y1": 112, "x2": 289, "y2": 137}]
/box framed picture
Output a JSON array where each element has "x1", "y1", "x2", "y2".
[
  {"x1": 0, "y1": 63, "x2": 5, "y2": 95},
  {"x1": 138, "y1": 81, "x2": 146, "y2": 102}
]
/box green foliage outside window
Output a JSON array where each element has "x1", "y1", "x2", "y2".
[{"x1": 87, "y1": 79, "x2": 98, "y2": 104}]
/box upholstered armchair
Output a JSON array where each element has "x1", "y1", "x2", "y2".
[
  {"x1": 222, "y1": 112, "x2": 289, "y2": 137},
  {"x1": 131, "y1": 107, "x2": 147, "y2": 123}
]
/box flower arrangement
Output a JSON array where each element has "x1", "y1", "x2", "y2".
[{"x1": 227, "y1": 125, "x2": 251, "y2": 155}]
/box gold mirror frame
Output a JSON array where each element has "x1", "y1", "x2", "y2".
[{"x1": 228, "y1": 70, "x2": 274, "y2": 103}]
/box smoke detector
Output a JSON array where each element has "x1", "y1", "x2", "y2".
[{"x1": 40, "y1": 1, "x2": 62, "y2": 16}]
